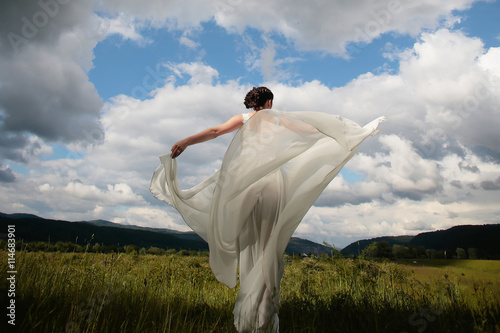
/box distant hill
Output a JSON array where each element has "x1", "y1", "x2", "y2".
[
  {"x1": 0, "y1": 213, "x2": 330, "y2": 255},
  {"x1": 408, "y1": 224, "x2": 500, "y2": 257},
  {"x1": 86, "y1": 219, "x2": 205, "y2": 242},
  {"x1": 287, "y1": 237, "x2": 331, "y2": 255},
  {"x1": 341, "y1": 224, "x2": 500, "y2": 258}
]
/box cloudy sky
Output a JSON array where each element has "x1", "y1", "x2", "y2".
[{"x1": 1, "y1": 0, "x2": 499, "y2": 249}]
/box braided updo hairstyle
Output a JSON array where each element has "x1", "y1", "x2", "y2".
[{"x1": 243, "y1": 87, "x2": 274, "y2": 110}]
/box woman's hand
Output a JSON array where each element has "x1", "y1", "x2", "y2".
[{"x1": 171, "y1": 139, "x2": 189, "y2": 158}]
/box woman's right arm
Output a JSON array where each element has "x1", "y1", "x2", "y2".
[{"x1": 171, "y1": 114, "x2": 244, "y2": 158}]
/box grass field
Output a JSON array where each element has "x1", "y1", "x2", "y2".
[{"x1": 0, "y1": 251, "x2": 499, "y2": 332}]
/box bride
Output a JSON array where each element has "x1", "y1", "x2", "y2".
[{"x1": 150, "y1": 87, "x2": 385, "y2": 332}]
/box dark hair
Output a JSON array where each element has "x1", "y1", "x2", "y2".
[{"x1": 243, "y1": 87, "x2": 274, "y2": 109}]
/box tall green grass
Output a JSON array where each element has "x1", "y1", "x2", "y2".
[{"x1": 0, "y1": 251, "x2": 498, "y2": 332}]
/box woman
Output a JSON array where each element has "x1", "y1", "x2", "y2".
[{"x1": 150, "y1": 87, "x2": 385, "y2": 332}]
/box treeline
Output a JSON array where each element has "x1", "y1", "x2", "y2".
[
  {"x1": 0, "y1": 239, "x2": 208, "y2": 257},
  {"x1": 360, "y1": 241, "x2": 488, "y2": 260},
  {"x1": 0, "y1": 238, "x2": 492, "y2": 260}
]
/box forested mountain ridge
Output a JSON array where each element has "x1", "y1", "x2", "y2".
[
  {"x1": 0, "y1": 212, "x2": 208, "y2": 251},
  {"x1": 3, "y1": 213, "x2": 498, "y2": 258},
  {"x1": 342, "y1": 224, "x2": 500, "y2": 259}
]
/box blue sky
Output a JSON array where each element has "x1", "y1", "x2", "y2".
[
  {"x1": 89, "y1": 21, "x2": 407, "y2": 100},
  {"x1": 1, "y1": 0, "x2": 500, "y2": 248}
]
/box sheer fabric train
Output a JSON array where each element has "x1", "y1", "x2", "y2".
[{"x1": 150, "y1": 109, "x2": 385, "y2": 332}]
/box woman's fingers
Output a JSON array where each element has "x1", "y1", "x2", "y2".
[{"x1": 171, "y1": 145, "x2": 184, "y2": 158}]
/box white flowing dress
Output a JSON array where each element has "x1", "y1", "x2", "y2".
[{"x1": 150, "y1": 109, "x2": 385, "y2": 332}]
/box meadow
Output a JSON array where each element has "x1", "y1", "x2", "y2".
[{"x1": 0, "y1": 250, "x2": 499, "y2": 332}]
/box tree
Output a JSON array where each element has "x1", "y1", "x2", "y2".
[
  {"x1": 468, "y1": 248, "x2": 481, "y2": 260},
  {"x1": 456, "y1": 248, "x2": 467, "y2": 259},
  {"x1": 92, "y1": 243, "x2": 101, "y2": 253},
  {"x1": 392, "y1": 244, "x2": 411, "y2": 259},
  {"x1": 125, "y1": 245, "x2": 139, "y2": 255},
  {"x1": 361, "y1": 241, "x2": 393, "y2": 259},
  {"x1": 166, "y1": 249, "x2": 177, "y2": 255},
  {"x1": 147, "y1": 247, "x2": 165, "y2": 255},
  {"x1": 409, "y1": 246, "x2": 427, "y2": 259},
  {"x1": 426, "y1": 249, "x2": 445, "y2": 259}
]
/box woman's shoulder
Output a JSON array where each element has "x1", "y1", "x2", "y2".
[
  {"x1": 241, "y1": 112, "x2": 250, "y2": 124},
  {"x1": 242, "y1": 111, "x2": 258, "y2": 124}
]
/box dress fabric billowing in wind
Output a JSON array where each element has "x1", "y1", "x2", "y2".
[{"x1": 150, "y1": 109, "x2": 385, "y2": 332}]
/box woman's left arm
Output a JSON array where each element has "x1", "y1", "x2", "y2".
[{"x1": 171, "y1": 114, "x2": 244, "y2": 158}]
